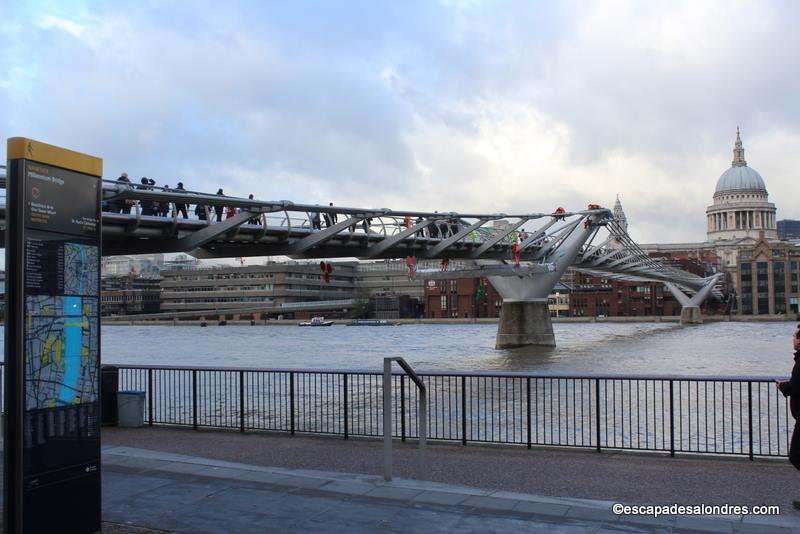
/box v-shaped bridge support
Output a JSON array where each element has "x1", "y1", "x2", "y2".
[{"x1": 664, "y1": 273, "x2": 724, "y2": 325}]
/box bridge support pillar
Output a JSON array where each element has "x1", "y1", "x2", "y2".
[
  {"x1": 495, "y1": 301, "x2": 554, "y2": 348},
  {"x1": 680, "y1": 306, "x2": 702, "y2": 325}
]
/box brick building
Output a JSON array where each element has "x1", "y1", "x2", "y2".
[
  {"x1": 423, "y1": 277, "x2": 503, "y2": 319},
  {"x1": 569, "y1": 273, "x2": 681, "y2": 317}
]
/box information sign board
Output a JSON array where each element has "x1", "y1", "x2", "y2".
[{"x1": 4, "y1": 138, "x2": 102, "y2": 533}]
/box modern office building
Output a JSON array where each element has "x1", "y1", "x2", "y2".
[
  {"x1": 158, "y1": 259, "x2": 428, "y2": 319},
  {"x1": 159, "y1": 262, "x2": 358, "y2": 318},
  {"x1": 778, "y1": 220, "x2": 800, "y2": 241}
]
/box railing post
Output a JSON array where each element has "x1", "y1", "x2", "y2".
[
  {"x1": 343, "y1": 373, "x2": 349, "y2": 440},
  {"x1": 527, "y1": 377, "x2": 532, "y2": 449},
  {"x1": 595, "y1": 378, "x2": 601, "y2": 452},
  {"x1": 418, "y1": 379, "x2": 427, "y2": 478},
  {"x1": 669, "y1": 380, "x2": 675, "y2": 457},
  {"x1": 290, "y1": 372, "x2": 295, "y2": 435},
  {"x1": 748, "y1": 381, "x2": 754, "y2": 461},
  {"x1": 400, "y1": 375, "x2": 406, "y2": 442},
  {"x1": 239, "y1": 371, "x2": 245, "y2": 433},
  {"x1": 383, "y1": 359, "x2": 393, "y2": 481},
  {"x1": 461, "y1": 376, "x2": 467, "y2": 446},
  {"x1": 147, "y1": 368, "x2": 154, "y2": 425},
  {"x1": 192, "y1": 370, "x2": 198, "y2": 430},
  {"x1": 383, "y1": 358, "x2": 427, "y2": 482}
]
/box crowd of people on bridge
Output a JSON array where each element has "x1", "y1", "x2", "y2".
[{"x1": 109, "y1": 172, "x2": 258, "y2": 225}]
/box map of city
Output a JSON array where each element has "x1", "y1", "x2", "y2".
[
  {"x1": 64, "y1": 242, "x2": 99, "y2": 296},
  {"x1": 25, "y1": 296, "x2": 99, "y2": 410}
]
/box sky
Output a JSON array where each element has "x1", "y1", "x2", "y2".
[{"x1": 2, "y1": 0, "x2": 800, "y2": 245}]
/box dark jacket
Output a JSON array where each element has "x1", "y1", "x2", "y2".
[{"x1": 778, "y1": 351, "x2": 800, "y2": 420}]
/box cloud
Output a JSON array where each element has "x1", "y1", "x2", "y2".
[{"x1": 1, "y1": 0, "x2": 799, "y2": 250}]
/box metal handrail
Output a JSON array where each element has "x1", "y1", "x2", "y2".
[
  {"x1": 383, "y1": 357, "x2": 427, "y2": 481},
  {"x1": 111, "y1": 363, "x2": 793, "y2": 459},
  {"x1": 108, "y1": 363, "x2": 788, "y2": 383}
]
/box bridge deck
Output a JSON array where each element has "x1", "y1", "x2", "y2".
[{"x1": 0, "y1": 173, "x2": 719, "y2": 292}]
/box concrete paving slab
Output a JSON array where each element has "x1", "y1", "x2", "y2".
[
  {"x1": 512, "y1": 500, "x2": 571, "y2": 517},
  {"x1": 101, "y1": 471, "x2": 176, "y2": 502},
  {"x1": 384, "y1": 477, "x2": 493, "y2": 495},
  {"x1": 365, "y1": 485, "x2": 423, "y2": 501},
  {"x1": 674, "y1": 516, "x2": 736, "y2": 532},
  {"x1": 147, "y1": 460, "x2": 215, "y2": 476},
  {"x1": 231, "y1": 468, "x2": 301, "y2": 486},
  {"x1": 318, "y1": 479, "x2": 376, "y2": 495},
  {"x1": 460, "y1": 494, "x2": 522, "y2": 511},
  {"x1": 618, "y1": 515, "x2": 678, "y2": 529},
  {"x1": 566, "y1": 505, "x2": 622, "y2": 522},
  {"x1": 598, "y1": 525, "x2": 670, "y2": 534},
  {"x1": 741, "y1": 514, "x2": 800, "y2": 528},
  {"x1": 270, "y1": 473, "x2": 330, "y2": 489},
  {"x1": 732, "y1": 524, "x2": 792, "y2": 534},
  {"x1": 104, "y1": 446, "x2": 196, "y2": 463},
  {"x1": 411, "y1": 490, "x2": 471, "y2": 506}
]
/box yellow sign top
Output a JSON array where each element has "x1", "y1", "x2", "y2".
[{"x1": 7, "y1": 137, "x2": 103, "y2": 177}]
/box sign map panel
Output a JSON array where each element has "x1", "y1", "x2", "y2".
[{"x1": 5, "y1": 137, "x2": 103, "y2": 533}]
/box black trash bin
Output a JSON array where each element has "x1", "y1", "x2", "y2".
[{"x1": 101, "y1": 365, "x2": 119, "y2": 426}]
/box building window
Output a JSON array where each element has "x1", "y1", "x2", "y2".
[
  {"x1": 440, "y1": 295, "x2": 447, "y2": 310},
  {"x1": 740, "y1": 262, "x2": 753, "y2": 315},
  {"x1": 774, "y1": 262, "x2": 786, "y2": 314}
]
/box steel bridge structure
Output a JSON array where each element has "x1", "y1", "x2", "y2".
[{"x1": 0, "y1": 170, "x2": 722, "y2": 347}]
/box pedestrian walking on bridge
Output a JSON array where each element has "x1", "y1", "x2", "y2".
[{"x1": 777, "y1": 324, "x2": 800, "y2": 509}]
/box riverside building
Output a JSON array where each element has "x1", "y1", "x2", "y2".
[
  {"x1": 101, "y1": 275, "x2": 162, "y2": 316},
  {"x1": 158, "y1": 260, "x2": 426, "y2": 319},
  {"x1": 159, "y1": 262, "x2": 357, "y2": 318}
]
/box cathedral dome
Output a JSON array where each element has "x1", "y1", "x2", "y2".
[
  {"x1": 715, "y1": 165, "x2": 767, "y2": 194},
  {"x1": 706, "y1": 127, "x2": 777, "y2": 245},
  {"x1": 713, "y1": 127, "x2": 767, "y2": 195}
]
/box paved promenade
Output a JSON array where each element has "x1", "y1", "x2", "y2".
[{"x1": 103, "y1": 426, "x2": 800, "y2": 532}]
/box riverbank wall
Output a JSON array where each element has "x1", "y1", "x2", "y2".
[{"x1": 102, "y1": 314, "x2": 799, "y2": 326}]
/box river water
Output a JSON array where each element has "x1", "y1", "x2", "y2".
[{"x1": 94, "y1": 321, "x2": 799, "y2": 377}]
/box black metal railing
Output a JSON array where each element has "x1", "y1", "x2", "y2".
[{"x1": 115, "y1": 364, "x2": 793, "y2": 459}]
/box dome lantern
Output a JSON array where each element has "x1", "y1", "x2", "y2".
[{"x1": 732, "y1": 126, "x2": 747, "y2": 167}]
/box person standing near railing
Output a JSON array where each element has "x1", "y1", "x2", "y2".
[
  {"x1": 214, "y1": 188, "x2": 225, "y2": 222},
  {"x1": 777, "y1": 323, "x2": 800, "y2": 509},
  {"x1": 174, "y1": 182, "x2": 189, "y2": 219}
]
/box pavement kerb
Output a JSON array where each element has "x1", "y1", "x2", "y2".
[{"x1": 102, "y1": 445, "x2": 800, "y2": 531}]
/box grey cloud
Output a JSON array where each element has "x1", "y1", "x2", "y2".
[{"x1": 2, "y1": 1, "x2": 800, "y2": 244}]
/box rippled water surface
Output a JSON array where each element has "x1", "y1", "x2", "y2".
[{"x1": 90, "y1": 321, "x2": 799, "y2": 377}]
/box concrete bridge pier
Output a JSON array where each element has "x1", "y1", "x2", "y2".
[
  {"x1": 679, "y1": 306, "x2": 703, "y2": 325},
  {"x1": 495, "y1": 300, "x2": 554, "y2": 348},
  {"x1": 489, "y1": 210, "x2": 611, "y2": 349}
]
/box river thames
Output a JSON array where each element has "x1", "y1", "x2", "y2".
[{"x1": 94, "y1": 321, "x2": 799, "y2": 377}]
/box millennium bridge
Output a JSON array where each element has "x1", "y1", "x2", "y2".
[{"x1": 0, "y1": 166, "x2": 722, "y2": 348}]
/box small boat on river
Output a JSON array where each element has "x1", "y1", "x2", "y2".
[{"x1": 298, "y1": 316, "x2": 334, "y2": 327}]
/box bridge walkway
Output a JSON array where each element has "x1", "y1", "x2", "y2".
[{"x1": 103, "y1": 426, "x2": 800, "y2": 532}]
